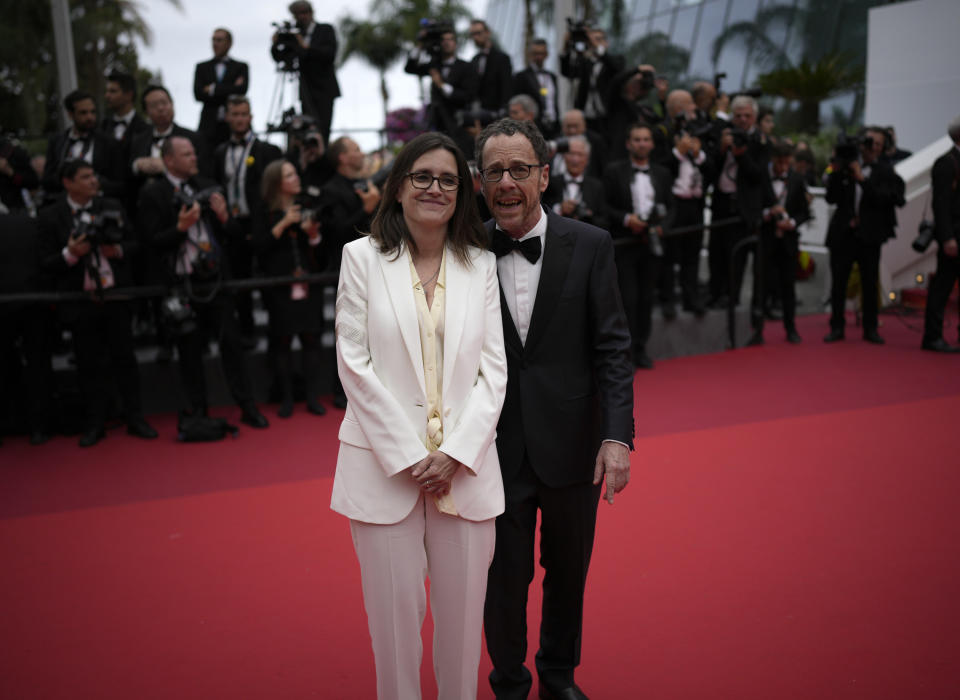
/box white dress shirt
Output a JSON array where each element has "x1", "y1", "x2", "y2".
[
  {"x1": 671, "y1": 147, "x2": 705, "y2": 199},
  {"x1": 629, "y1": 166, "x2": 655, "y2": 221},
  {"x1": 496, "y1": 206, "x2": 548, "y2": 346}
]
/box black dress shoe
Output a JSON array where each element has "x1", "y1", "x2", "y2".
[
  {"x1": 633, "y1": 351, "x2": 654, "y2": 369},
  {"x1": 332, "y1": 394, "x2": 348, "y2": 409},
  {"x1": 921, "y1": 337, "x2": 960, "y2": 353},
  {"x1": 30, "y1": 430, "x2": 51, "y2": 446},
  {"x1": 863, "y1": 330, "x2": 885, "y2": 344},
  {"x1": 240, "y1": 405, "x2": 270, "y2": 428},
  {"x1": 78, "y1": 427, "x2": 105, "y2": 447},
  {"x1": 277, "y1": 400, "x2": 294, "y2": 418},
  {"x1": 823, "y1": 329, "x2": 845, "y2": 343},
  {"x1": 786, "y1": 329, "x2": 802, "y2": 344},
  {"x1": 127, "y1": 417, "x2": 158, "y2": 439},
  {"x1": 306, "y1": 400, "x2": 327, "y2": 416},
  {"x1": 684, "y1": 302, "x2": 706, "y2": 318},
  {"x1": 539, "y1": 683, "x2": 589, "y2": 700},
  {"x1": 745, "y1": 331, "x2": 764, "y2": 347}
]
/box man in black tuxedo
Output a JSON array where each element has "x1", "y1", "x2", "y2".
[
  {"x1": 213, "y1": 96, "x2": 282, "y2": 339},
  {"x1": 271, "y1": 1, "x2": 340, "y2": 146},
  {"x1": 404, "y1": 25, "x2": 478, "y2": 156},
  {"x1": 823, "y1": 127, "x2": 905, "y2": 345},
  {"x1": 550, "y1": 109, "x2": 606, "y2": 180},
  {"x1": 194, "y1": 27, "x2": 249, "y2": 150},
  {"x1": 543, "y1": 135, "x2": 607, "y2": 231},
  {"x1": 605, "y1": 123, "x2": 674, "y2": 369},
  {"x1": 137, "y1": 136, "x2": 269, "y2": 428},
  {"x1": 479, "y1": 119, "x2": 634, "y2": 700},
  {"x1": 0, "y1": 134, "x2": 38, "y2": 214},
  {"x1": 605, "y1": 63, "x2": 663, "y2": 163},
  {"x1": 469, "y1": 19, "x2": 512, "y2": 114},
  {"x1": 708, "y1": 95, "x2": 774, "y2": 321},
  {"x1": 753, "y1": 143, "x2": 810, "y2": 344},
  {"x1": 100, "y1": 72, "x2": 150, "y2": 165},
  {"x1": 42, "y1": 90, "x2": 123, "y2": 204},
  {"x1": 129, "y1": 85, "x2": 209, "y2": 194},
  {"x1": 922, "y1": 116, "x2": 960, "y2": 353},
  {"x1": 560, "y1": 27, "x2": 625, "y2": 136},
  {"x1": 511, "y1": 39, "x2": 559, "y2": 139},
  {"x1": 37, "y1": 160, "x2": 157, "y2": 446}
]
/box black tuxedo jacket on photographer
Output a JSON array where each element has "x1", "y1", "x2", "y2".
[
  {"x1": 511, "y1": 66, "x2": 559, "y2": 135},
  {"x1": 193, "y1": 57, "x2": 249, "y2": 147},
  {"x1": 560, "y1": 50, "x2": 624, "y2": 116},
  {"x1": 405, "y1": 54, "x2": 478, "y2": 136},
  {"x1": 824, "y1": 158, "x2": 904, "y2": 247},
  {"x1": 710, "y1": 133, "x2": 775, "y2": 227},
  {"x1": 604, "y1": 159, "x2": 673, "y2": 240},
  {"x1": 472, "y1": 45, "x2": 513, "y2": 112},
  {"x1": 272, "y1": 23, "x2": 340, "y2": 142},
  {"x1": 128, "y1": 124, "x2": 210, "y2": 190},
  {"x1": 320, "y1": 172, "x2": 373, "y2": 271},
  {"x1": 42, "y1": 130, "x2": 124, "y2": 201},
  {"x1": 136, "y1": 174, "x2": 232, "y2": 285},
  {"x1": 544, "y1": 173, "x2": 609, "y2": 231},
  {"x1": 99, "y1": 112, "x2": 150, "y2": 164},
  {"x1": 213, "y1": 137, "x2": 283, "y2": 223},
  {"x1": 767, "y1": 170, "x2": 810, "y2": 240}
]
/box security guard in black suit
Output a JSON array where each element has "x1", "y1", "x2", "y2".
[{"x1": 194, "y1": 27, "x2": 249, "y2": 150}]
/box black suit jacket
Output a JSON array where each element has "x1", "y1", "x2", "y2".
[
  {"x1": 0, "y1": 138, "x2": 38, "y2": 212},
  {"x1": 405, "y1": 55, "x2": 478, "y2": 136},
  {"x1": 42, "y1": 130, "x2": 124, "y2": 200},
  {"x1": 321, "y1": 172, "x2": 371, "y2": 270},
  {"x1": 37, "y1": 197, "x2": 137, "y2": 320},
  {"x1": 544, "y1": 173, "x2": 609, "y2": 231},
  {"x1": 193, "y1": 57, "x2": 249, "y2": 144},
  {"x1": 560, "y1": 50, "x2": 625, "y2": 114},
  {"x1": 932, "y1": 147, "x2": 960, "y2": 245},
  {"x1": 710, "y1": 134, "x2": 775, "y2": 226},
  {"x1": 136, "y1": 175, "x2": 231, "y2": 284},
  {"x1": 128, "y1": 124, "x2": 210, "y2": 190},
  {"x1": 272, "y1": 24, "x2": 341, "y2": 98},
  {"x1": 99, "y1": 113, "x2": 150, "y2": 161},
  {"x1": 764, "y1": 170, "x2": 810, "y2": 242},
  {"x1": 603, "y1": 159, "x2": 674, "y2": 241},
  {"x1": 511, "y1": 66, "x2": 559, "y2": 133},
  {"x1": 472, "y1": 46, "x2": 513, "y2": 112},
  {"x1": 489, "y1": 212, "x2": 634, "y2": 487},
  {"x1": 213, "y1": 137, "x2": 283, "y2": 223},
  {"x1": 825, "y1": 158, "x2": 905, "y2": 247}
]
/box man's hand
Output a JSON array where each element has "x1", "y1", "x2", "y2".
[
  {"x1": 593, "y1": 441, "x2": 630, "y2": 505},
  {"x1": 176, "y1": 202, "x2": 202, "y2": 232},
  {"x1": 675, "y1": 133, "x2": 692, "y2": 156},
  {"x1": 560, "y1": 199, "x2": 579, "y2": 217},
  {"x1": 208, "y1": 192, "x2": 229, "y2": 224},
  {"x1": 358, "y1": 183, "x2": 381, "y2": 214},
  {"x1": 429, "y1": 67, "x2": 445, "y2": 89},
  {"x1": 944, "y1": 239, "x2": 959, "y2": 258},
  {"x1": 626, "y1": 214, "x2": 648, "y2": 234},
  {"x1": 67, "y1": 232, "x2": 91, "y2": 258},
  {"x1": 100, "y1": 244, "x2": 123, "y2": 259},
  {"x1": 848, "y1": 160, "x2": 864, "y2": 182},
  {"x1": 134, "y1": 156, "x2": 164, "y2": 176}
]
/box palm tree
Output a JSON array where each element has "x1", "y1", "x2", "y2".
[
  {"x1": 623, "y1": 32, "x2": 691, "y2": 83},
  {"x1": 339, "y1": 18, "x2": 407, "y2": 125}
]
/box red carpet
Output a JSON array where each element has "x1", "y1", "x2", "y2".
[{"x1": 2, "y1": 312, "x2": 959, "y2": 699}]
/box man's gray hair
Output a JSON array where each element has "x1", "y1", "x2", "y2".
[
  {"x1": 948, "y1": 114, "x2": 960, "y2": 142},
  {"x1": 508, "y1": 94, "x2": 539, "y2": 119},
  {"x1": 730, "y1": 95, "x2": 758, "y2": 115},
  {"x1": 566, "y1": 134, "x2": 590, "y2": 154},
  {"x1": 476, "y1": 118, "x2": 550, "y2": 171}
]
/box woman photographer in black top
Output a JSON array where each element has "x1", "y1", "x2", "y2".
[{"x1": 254, "y1": 159, "x2": 326, "y2": 417}]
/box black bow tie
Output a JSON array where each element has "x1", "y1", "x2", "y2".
[
  {"x1": 69, "y1": 135, "x2": 90, "y2": 146},
  {"x1": 774, "y1": 174, "x2": 788, "y2": 182},
  {"x1": 72, "y1": 205, "x2": 92, "y2": 215},
  {"x1": 566, "y1": 177, "x2": 583, "y2": 186},
  {"x1": 153, "y1": 134, "x2": 168, "y2": 144},
  {"x1": 112, "y1": 119, "x2": 127, "y2": 127},
  {"x1": 632, "y1": 166, "x2": 650, "y2": 174},
  {"x1": 492, "y1": 229, "x2": 542, "y2": 264}
]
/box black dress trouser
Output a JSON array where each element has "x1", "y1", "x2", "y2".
[{"x1": 923, "y1": 247, "x2": 960, "y2": 343}]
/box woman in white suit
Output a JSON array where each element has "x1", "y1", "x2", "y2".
[{"x1": 331, "y1": 132, "x2": 508, "y2": 699}]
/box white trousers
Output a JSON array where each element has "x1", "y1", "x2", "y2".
[{"x1": 350, "y1": 495, "x2": 496, "y2": 700}]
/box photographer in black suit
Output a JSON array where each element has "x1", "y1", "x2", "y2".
[
  {"x1": 754, "y1": 143, "x2": 810, "y2": 344},
  {"x1": 213, "y1": 96, "x2": 283, "y2": 340},
  {"x1": 511, "y1": 39, "x2": 560, "y2": 138},
  {"x1": 100, "y1": 72, "x2": 149, "y2": 163},
  {"x1": 0, "y1": 134, "x2": 38, "y2": 214},
  {"x1": 404, "y1": 23, "x2": 478, "y2": 155},
  {"x1": 37, "y1": 160, "x2": 157, "y2": 447},
  {"x1": 271, "y1": 1, "x2": 340, "y2": 146},
  {"x1": 921, "y1": 115, "x2": 960, "y2": 353},
  {"x1": 561, "y1": 25, "x2": 624, "y2": 136},
  {"x1": 543, "y1": 135, "x2": 608, "y2": 231},
  {"x1": 605, "y1": 123, "x2": 674, "y2": 369},
  {"x1": 194, "y1": 27, "x2": 249, "y2": 150},
  {"x1": 138, "y1": 136, "x2": 269, "y2": 427},
  {"x1": 823, "y1": 127, "x2": 905, "y2": 345},
  {"x1": 43, "y1": 90, "x2": 123, "y2": 203},
  {"x1": 469, "y1": 19, "x2": 512, "y2": 113}
]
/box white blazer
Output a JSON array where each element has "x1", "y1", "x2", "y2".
[{"x1": 330, "y1": 236, "x2": 508, "y2": 524}]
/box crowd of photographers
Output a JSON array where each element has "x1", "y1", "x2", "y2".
[{"x1": 3, "y1": 7, "x2": 955, "y2": 448}]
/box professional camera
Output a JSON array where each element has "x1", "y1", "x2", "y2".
[
  {"x1": 271, "y1": 20, "x2": 300, "y2": 72},
  {"x1": 730, "y1": 127, "x2": 753, "y2": 149},
  {"x1": 637, "y1": 68, "x2": 656, "y2": 92},
  {"x1": 75, "y1": 206, "x2": 124, "y2": 247},
  {"x1": 160, "y1": 291, "x2": 198, "y2": 336},
  {"x1": 267, "y1": 107, "x2": 317, "y2": 136},
  {"x1": 833, "y1": 132, "x2": 863, "y2": 170},
  {"x1": 912, "y1": 218, "x2": 936, "y2": 253},
  {"x1": 572, "y1": 202, "x2": 593, "y2": 221},
  {"x1": 566, "y1": 18, "x2": 591, "y2": 53},
  {"x1": 173, "y1": 185, "x2": 224, "y2": 210},
  {"x1": 674, "y1": 113, "x2": 714, "y2": 142},
  {"x1": 646, "y1": 203, "x2": 668, "y2": 257},
  {"x1": 418, "y1": 18, "x2": 454, "y2": 60}
]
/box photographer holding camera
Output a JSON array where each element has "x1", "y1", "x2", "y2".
[
  {"x1": 823, "y1": 127, "x2": 905, "y2": 345},
  {"x1": 404, "y1": 21, "x2": 478, "y2": 155},
  {"x1": 271, "y1": 1, "x2": 341, "y2": 146},
  {"x1": 543, "y1": 134, "x2": 608, "y2": 230},
  {"x1": 921, "y1": 116, "x2": 960, "y2": 353},
  {"x1": 560, "y1": 23, "x2": 624, "y2": 137},
  {"x1": 606, "y1": 63, "x2": 662, "y2": 162},
  {"x1": 37, "y1": 160, "x2": 157, "y2": 447},
  {"x1": 138, "y1": 136, "x2": 269, "y2": 428}
]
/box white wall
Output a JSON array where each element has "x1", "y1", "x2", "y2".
[{"x1": 865, "y1": 0, "x2": 960, "y2": 153}]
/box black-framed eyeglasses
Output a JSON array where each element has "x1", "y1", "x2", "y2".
[
  {"x1": 405, "y1": 171, "x2": 461, "y2": 192},
  {"x1": 479, "y1": 163, "x2": 543, "y2": 182}
]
